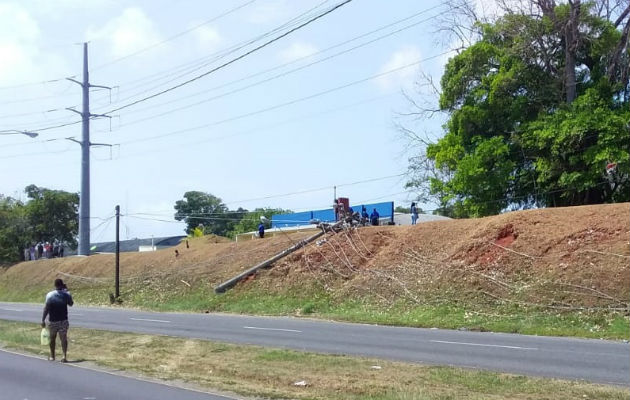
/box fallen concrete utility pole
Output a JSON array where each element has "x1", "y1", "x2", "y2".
[{"x1": 215, "y1": 221, "x2": 343, "y2": 293}]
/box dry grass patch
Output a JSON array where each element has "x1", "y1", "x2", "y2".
[{"x1": 0, "y1": 320, "x2": 628, "y2": 400}]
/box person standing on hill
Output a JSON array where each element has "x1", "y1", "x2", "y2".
[
  {"x1": 258, "y1": 222, "x2": 265, "y2": 238},
  {"x1": 370, "y1": 209, "x2": 380, "y2": 226},
  {"x1": 41, "y1": 279, "x2": 74, "y2": 362},
  {"x1": 361, "y1": 206, "x2": 369, "y2": 225},
  {"x1": 411, "y1": 202, "x2": 419, "y2": 225}
]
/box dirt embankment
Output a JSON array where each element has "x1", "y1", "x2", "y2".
[{"x1": 2, "y1": 204, "x2": 628, "y2": 310}]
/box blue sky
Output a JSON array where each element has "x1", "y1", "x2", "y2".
[{"x1": 0, "y1": 0, "x2": 461, "y2": 241}]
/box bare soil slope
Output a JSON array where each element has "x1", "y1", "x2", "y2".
[{"x1": 1, "y1": 204, "x2": 628, "y2": 311}]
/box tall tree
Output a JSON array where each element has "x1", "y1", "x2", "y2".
[
  {"x1": 405, "y1": 0, "x2": 629, "y2": 217},
  {"x1": 24, "y1": 184, "x2": 80, "y2": 247},
  {"x1": 0, "y1": 186, "x2": 79, "y2": 263},
  {"x1": 0, "y1": 196, "x2": 28, "y2": 263},
  {"x1": 174, "y1": 191, "x2": 235, "y2": 236}
]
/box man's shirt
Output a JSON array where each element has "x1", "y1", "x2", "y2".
[{"x1": 45, "y1": 290, "x2": 74, "y2": 322}]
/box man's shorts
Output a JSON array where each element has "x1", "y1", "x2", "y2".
[{"x1": 48, "y1": 320, "x2": 69, "y2": 336}]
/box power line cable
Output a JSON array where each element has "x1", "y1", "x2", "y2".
[
  {"x1": 104, "y1": 7, "x2": 448, "y2": 125},
  {"x1": 117, "y1": 51, "x2": 451, "y2": 146},
  {"x1": 0, "y1": 1, "x2": 331, "y2": 130},
  {"x1": 0, "y1": 108, "x2": 67, "y2": 121},
  {"x1": 0, "y1": 76, "x2": 77, "y2": 91},
  {"x1": 2, "y1": 4, "x2": 450, "y2": 143},
  {"x1": 0, "y1": 90, "x2": 78, "y2": 105},
  {"x1": 125, "y1": 172, "x2": 407, "y2": 215},
  {"x1": 90, "y1": 0, "x2": 334, "y2": 105},
  {"x1": 124, "y1": 182, "x2": 615, "y2": 226},
  {"x1": 0, "y1": 2, "x2": 257, "y2": 94},
  {"x1": 0, "y1": 92, "x2": 390, "y2": 155},
  {"x1": 91, "y1": 216, "x2": 115, "y2": 243},
  {"x1": 2, "y1": 1, "x2": 438, "y2": 137},
  {"x1": 90, "y1": 0, "x2": 258, "y2": 72},
  {"x1": 94, "y1": 94, "x2": 392, "y2": 160},
  {"x1": 0, "y1": 51, "x2": 447, "y2": 159},
  {"x1": 92, "y1": 2, "x2": 444, "y2": 112},
  {"x1": 0, "y1": 0, "x2": 349, "y2": 136},
  {"x1": 1, "y1": 103, "x2": 620, "y2": 169},
  {"x1": 99, "y1": 0, "x2": 354, "y2": 115}
]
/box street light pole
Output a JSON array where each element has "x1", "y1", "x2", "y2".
[{"x1": 0, "y1": 130, "x2": 39, "y2": 138}]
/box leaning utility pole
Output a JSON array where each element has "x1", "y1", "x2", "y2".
[{"x1": 67, "y1": 42, "x2": 112, "y2": 256}]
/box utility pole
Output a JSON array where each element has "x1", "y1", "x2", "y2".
[
  {"x1": 115, "y1": 205, "x2": 120, "y2": 298},
  {"x1": 67, "y1": 42, "x2": 112, "y2": 256}
]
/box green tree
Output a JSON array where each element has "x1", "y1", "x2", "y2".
[
  {"x1": 405, "y1": 1, "x2": 629, "y2": 217},
  {"x1": 0, "y1": 196, "x2": 28, "y2": 263},
  {"x1": 0, "y1": 186, "x2": 79, "y2": 263},
  {"x1": 174, "y1": 191, "x2": 236, "y2": 236},
  {"x1": 24, "y1": 184, "x2": 79, "y2": 247}
]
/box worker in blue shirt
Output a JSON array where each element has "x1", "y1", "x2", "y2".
[
  {"x1": 361, "y1": 206, "x2": 369, "y2": 225},
  {"x1": 258, "y1": 222, "x2": 265, "y2": 238},
  {"x1": 370, "y1": 209, "x2": 380, "y2": 226}
]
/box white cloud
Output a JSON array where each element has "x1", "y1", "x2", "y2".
[
  {"x1": 193, "y1": 25, "x2": 222, "y2": 51},
  {"x1": 86, "y1": 8, "x2": 162, "y2": 59},
  {"x1": 31, "y1": 0, "x2": 114, "y2": 19},
  {"x1": 278, "y1": 42, "x2": 318, "y2": 62},
  {"x1": 0, "y1": 3, "x2": 42, "y2": 84},
  {"x1": 245, "y1": 0, "x2": 290, "y2": 24},
  {"x1": 376, "y1": 46, "x2": 422, "y2": 91},
  {"x1": 0, "y1": 3, "x2": 39, "y2": 42}
]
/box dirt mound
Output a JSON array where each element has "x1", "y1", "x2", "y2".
[
  {"x1": 263, "y1": 203, "x2": 629, "y2": 310},
  {"x1": 1, "y1": 204, "x2": 628, "y2": 311}
]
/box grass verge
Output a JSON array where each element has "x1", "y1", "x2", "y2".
[{"x1": 0, "y1": 319, "x2": 628, "y2": 400}]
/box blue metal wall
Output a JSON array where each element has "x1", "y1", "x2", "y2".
[
  {"x1": 271, "y1": 211, "x2": 312, "y2": 227},
  {"x1": 272, "y1": 201, "x2": 394, "y2": 228},
  {"x1": 312, "y1": 208, "x2": 335, "y2": 223},
  {"x1": 353, "y1": 202, "x2": 394, "y2": 221}
]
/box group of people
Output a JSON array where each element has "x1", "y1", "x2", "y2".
[
  {"x1": 337, "y1": 201, "x2": 421, "y2": 226},
  {"x1": 333, "y1": 200, "x2": 381, "y2": 227},
  {"x1": 359, "y1": 206, "x2": 380, "y2": 226},
  {"x1": 24, "y1": 241, "x2": 65, "y2": 261}
]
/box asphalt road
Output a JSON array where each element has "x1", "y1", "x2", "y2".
[
  {"x1": 0, "y1": 348, "x2": 235, "y2": 400},
  {"x1": 1, "y1": 302, "x2": 628, "y2": 386}
]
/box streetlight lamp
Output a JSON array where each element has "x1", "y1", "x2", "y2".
[{"x1": 0, "y1": 130, "x2": 39, "y2": 138}]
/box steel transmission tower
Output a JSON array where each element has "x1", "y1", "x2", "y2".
[{"x1": 67, "y1": 42, "x2": 112, "y2": 256}]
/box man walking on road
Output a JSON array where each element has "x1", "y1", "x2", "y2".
[{"x1": 41, "y1": 279, "x2": 73, "y2": 362}]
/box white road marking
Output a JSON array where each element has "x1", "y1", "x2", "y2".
[
  {"x1": 129, "y1": 317, "x2": 171, "y2": 323},
  {"x1": 430, "y1": 340, "x2": 538, "y2": 350},
  {"x1": 0, "y1": 307, "x2": 23, "y2": 312},
  {"x1": 243, "y1": 326, "x2": 302, "y2": 333}
]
